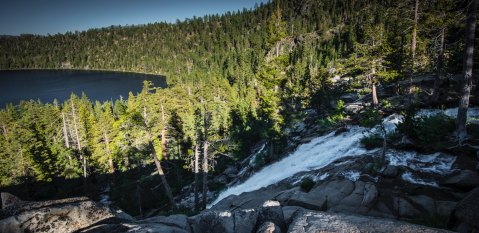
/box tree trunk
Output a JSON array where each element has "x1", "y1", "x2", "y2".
[
  {"x1": 411, "y1": 0, "x2": 418, "y2": 59},
  {"x1": 194, "y1": 143, "x2": 200, "y2": 211},
  {"x1": 71, "y1": 101, "x2": 87, "y2": 178},
  {"x1": 456, "y1": 0, "x2": 477, "y2": 142},
  {"x1": 161, "y1": 104, "x2": 168, "y2": 160},
  {"x1": 62, "y1": 112, "x2": 70, "y2": 148},
  {"x1": 1, "y1": 123, "x2": 7, "y2": 139},
  {"x1": 202, "y1": 140, "x2": 209, "y2": 210},
  {"x1": 143, "y1": 106, "x2": 177, "y2": 209},
  {"x1": 61, "y1": 112, "x2": 72, "y2": 164},
  {"x1": 409, "y1": 0, "x2": 419, "y2": 95},
  {"x1": 370, "y1": 71, "x2": 379, "y2": 107},
  {"x1": 432, "y1": 27, "x2": 445, "y2": 104},
  {"x1": 104, "y1": 131, "x2": 115, "y2": 174},
  {"x1": 399, "y1": 34, "x2": 405, "y2": 75},
  {"x1": 372, "y1": 81, "x2": 379, "y2": 107},
  {"x1": 381, "y1": 124, "x2": 387, "y2": 161},
  {"x1": 19, "y1": 145, "x2": 26, "y2": 176},
  {"x1": 83, "y1": 157, "x2": 87, "y2": 180},
  {"x1": 149, "y1": 138, "x2": 176, "y2": 209},
  {"x1": 202, "y1": 104, "x2": 209, "y2": 210},
  {"x1": 136, "y1": 182, "x2": 143, "y2": 216}
]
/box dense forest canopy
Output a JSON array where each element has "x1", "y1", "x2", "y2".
[{"x1": 0, "y1": 0, "x2": 477, "y2": 212}]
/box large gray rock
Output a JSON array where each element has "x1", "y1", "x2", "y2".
[
  {"x1": 393, "y1": 197, "x2": 420, "y2": 218},
  {"x1": 441, "y1": 170, "x2": 479, "y2": 189},
  {"x1": 362, "y1": 182, "x2": 378, "y2": 206},
  {"x1": 234, "y1": 209, "x2": 258, "y2": 233},
  {"x1": 340, "y1": 93, "x2": 359, "y2": 103},
  {"x1": 382, "y1": 165, "x2": 399, "y2": 178},
  {"x1": 345, "y1": 103, "x2": 364, "y2": 114},
  {"x1": 256, "y1": 221, "x2": 281, "y2": 233},
  {"x1": 1, "y1": 193, "x2": 22, "y2": 209},
  {"x1": 287, "y1": 209, "x2": 451, "y2": 233},
  {"x1": 286, "y1": 179, "x2": 378, "y2": 215},
  {"x1": 286, "y1": 179, "x2": 355, "y2": 210},
  {"x1": 138, "y1": 214, "x2": 190, "y2": 232},
  {"x1": 211, "y1": 185, "x2": 288, "y2": 211},
  {"x1": 435, "y1": 201, "x2": 456, "y2": 217},
  {"x1": 0, "y1": 193, "x2": 133, "y2": 233},
  {"x1": 124, "y1": 223, "x2": 190, "y2": 233},
  {"x1": 81, "y1": 214, "x2": 192, "y2": 233},
  {"x1": 330, "y1": 181, "x2": 379, "y2": 215},
  {"x1": 224, "y1": 166, "x2": 239, "y2": 178},
  {"x1": 408, "y1": 195, "x2": 436, "y2": 215},
  {"x1": 189, "y1": 211, "x2": 234, "y2": 233},
  {"x1": 281, "y1": 206, "x2": 302, "y2": 225},
  {"x1": 256, "y1": 201, "x2": 285, "y2": 232},
  {"x1": 331, "y1": 181, "x2": 365, "y2": 211},
  {"x1": 285, "y1": 190, "x2": 327, "y2": 211},
  {"x1": 453, "y1": 187, "x2": 479, "y2": 232}
]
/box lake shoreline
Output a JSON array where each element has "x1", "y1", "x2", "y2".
[
  {"x1": 0, "y1": 69, "x2": 167, "y2": 107},
  {"x1": 0, "y1": 68, "x2": 166, "y2": 78}
]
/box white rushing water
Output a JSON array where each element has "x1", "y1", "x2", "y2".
[
  {"x1": 208, "y1": 125, "x2": 371, "y2": 207},
  {"x1": 209, "y1": 108, "x2": 478, "y2": 207}
]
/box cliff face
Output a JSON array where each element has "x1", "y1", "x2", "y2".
[{"x1": 0, "y1": 193, "x2": 453, "y2": 233}]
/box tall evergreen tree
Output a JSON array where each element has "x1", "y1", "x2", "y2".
[{"x1": 456, "y1": 0, "x2": 477, "y2": 141}]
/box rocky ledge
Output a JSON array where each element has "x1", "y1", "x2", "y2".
[{"x1": 0, "y1": 194, "x2": 454, "y2": 233}]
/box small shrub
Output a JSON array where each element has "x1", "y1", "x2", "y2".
[
  {"x1": 253, "y1": 154, "x2": 266, "y2": 167},
  {"x1": 359, "y1": 88, "x2": 371, "y2": 95},
  {"x1": 300, "y1": 177, "x2": 315, "y2": 192},
  {"x1": 360, "y1": 133, "x2": 383, "y2": 149},
  {"x1": 208, "y1": 181, "x2": 226, "y2": 193},
  {"x1": 381, "y1": 99, "x2": 392, "y2": 109},
  {"x1": 396, "y1": 107, "x2": 418, "y2": 138},
  {"x1": 359, "y1": 108, "x2": 382, "y2": 128},
  {"x1": 397, "y1": 112, "x2": 454, "y2": 148},
  {"x1": 360, "y1": 131, "x2": 399, "y2": 150},
  {"x1": 318, "y1": 100, "x2": 346, "y2": 130},
  {"x1": 364, "y1": 161, "x2": 383, "y2": 174},
  {"x1": 415, "y1": 113, "x2": 455, "y2": 144},
  {"x1": 335, "y1": 100, "x2": 345, "y2": 116}
]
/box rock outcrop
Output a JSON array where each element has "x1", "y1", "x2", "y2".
[
  {"x1": 441, "y1": 170, "x2": 479, "y2": 190},
  {"x1": 209, "y1": 148, "x2": 479, "y2": 231},
  {"x1": 288, "y1": 209, "x2": 450, "y2": 233},
  {"x1": 451, "y1": 187, "x2": 479, "y2": 232},
  {"x1": 0, "y1": 193, "x2": 133, "y2": 233},
  {"x1": 0, "y1": 194, "x2": 451, "y2": 233}
]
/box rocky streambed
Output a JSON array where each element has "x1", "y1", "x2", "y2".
[
  {"x1": 209, "y1": 149, "x2": 479, "y2": 232},
  {"x1": 1, "y1": 146, "x2": 478, "y2": 232}
]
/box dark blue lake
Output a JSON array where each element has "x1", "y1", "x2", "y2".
[{"x1": 0, "y1": 70, "x2": 166, "y2": 107}]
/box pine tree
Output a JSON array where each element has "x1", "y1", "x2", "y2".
[{"x1": 456, "y1": 0, "x2": 477, "y2": 141}]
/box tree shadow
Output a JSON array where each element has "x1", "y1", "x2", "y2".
[{"x1": 0, "y1": 159, "x2": 194, "y2": 217}]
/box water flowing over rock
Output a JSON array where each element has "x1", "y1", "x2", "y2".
[{"x1": 209, "y1": 125, "x2": 371, "y2": 207}]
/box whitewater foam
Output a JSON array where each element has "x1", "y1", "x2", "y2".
[
  {"x1": 208, "y1": 108, "x2": 474, "y2": 208},
  {"x1": 208, "y1": 125, "x2": 369, "y2": 207}
]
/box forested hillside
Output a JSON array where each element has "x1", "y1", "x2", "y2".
[{"x1": 0, "y1": 0, "x2": 477, "y2": 213}]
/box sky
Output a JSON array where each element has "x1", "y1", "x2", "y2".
[{"x1": 0, "y1": 0, "x2": 268, "y2": 36}]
